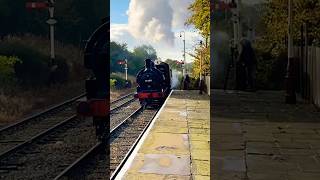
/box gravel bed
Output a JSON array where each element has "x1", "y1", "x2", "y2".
[
  {"x1": 110, "y1": 94, "x2": 134, "y2": 110},
  {"x1": 0, "y1": 102, "x2": 79, "y2": 155},
  {"x1": 0, "y1": 117, "x2": 98, "y2": 179},
  {"x1": 110, "y1": 100, "x2": 141, "y2": 129},
  {"x1": 61, "y1": 108, "x2": 158, "y2": 179},
  {"x1": 110, "y1": 109, "x2": 158, "y2": 174}
]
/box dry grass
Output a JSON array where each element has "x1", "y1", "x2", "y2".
[
  {"x1": 1, "y1": 35, "x2": 87, "y2": 81},
  {"x1": 0, "y1": 35, "x2": 88, "y2": 127},
  {"x1": 110, "y1": 72, "x2": 136, "y2": 102},
  {"x1": 0, "y1": 81, "x2": 85, "y2": 126},
  {"x1": 110, "y1": 87, "x2": 136, "y2": 102}
]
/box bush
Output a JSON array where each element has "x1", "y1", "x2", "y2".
[
  {"x1": 110, "y1": 79, "x2": 116, "y2": 88},
  {"x1": 0, "y1": 40, "x2": 69, "y2": 87},
  {"x1": 50, "y1": 56, "x2": 70, "y2": 84},
  {"x1": 179, "y1": 76, "x2": 200, "y2": 90},
  {"x1": 255, "y1": 47, "x2": 287, "y2": 90},
  {"x1": 0, "y1": 56, "x2": 21, "y2": 86},
  {"x1": 110, "y1": 74, "x2": 131, "y2": 89}
]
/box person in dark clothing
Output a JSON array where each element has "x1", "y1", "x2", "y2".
[
  {"x1": 237, "y1": 39, "x2": 257, "y2": 91},
  {"x1": 183, "y1": 74, "x2": 190, "y2": 90}
]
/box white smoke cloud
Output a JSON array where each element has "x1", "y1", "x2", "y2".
[
  {"x1": 171, "y1": 69, "x2": 182, "y2": 89},
  {"x1": 111, "y1": 0, "x2": 200, "y2": 62},
  {"x1": 169, "y1": 0, "x2": 193, "y2": 28},
  {"x1": 127, "y1": 0, "x2": 192, "y2": 47}
]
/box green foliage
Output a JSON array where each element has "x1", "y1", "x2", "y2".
[
  {"x1": 0, "y1": 41, "x2": 49, "y2": 86},
  {"x1": 0, "y1": 0, "x2": 106, "y2": 44},
  {"x1": 189, "y1": 46, "x2": 210, "y2": 78},
  {"x1": 261, "y1": 0, "x2": 320, "y2": 56},
  {"x1": 110, "y1": 41, "x2": 158, "y2": 75},
  {"x1": 110, "y1": 74, "x2": 131, "y2": 89},
  {"x1": 0, "y1": 38, "x2": 70, "y2": 87},
  {"x1": 186, "y1": 0, "x2": 210, "y2": 78},
  {"x1": 179, "y1": 76, "x2": 201, "y2": 90},
  {"x1": 164, "y1": 59, "x2": 183, "y2": 71},
  {"x1": 186, "y1": 0, "x2": 210, "y2": 39},
  {"x1": 0, "y1": 56, "x2": 21, "y2": 85},
  {"x1": 110, "y1": 79, "x2": 116, "y2": 88}
]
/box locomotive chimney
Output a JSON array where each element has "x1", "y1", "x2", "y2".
[{"x1": 145, "y1": 59, "x2": 152, "y2": 69}]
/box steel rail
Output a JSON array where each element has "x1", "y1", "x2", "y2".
[
  {"x1": 0, "y1": 92, "x2": 134, "y2": 134},
  {"x1": 53, "y1": 106, "x2": 144, "y2": 179},
  {"x1": 110, "y1": 108, "x2": 158, "y2": 179},
  {"x1": 110, "y1": 97, "x2": 136, "y2": 113},
  {"x1": 0, "y1": 93, "x2": 86, "y2": 133},
  {"x1": 0, "y1": 115, "x2": 77, "y2": 162},
  {"x1": 110, "y1": 92, "x2": 134, "y2": 104},
  {"x1": 53, "y1": 142, "x2": 103, "y2": 180}
]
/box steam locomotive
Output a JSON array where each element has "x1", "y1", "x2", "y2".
[
  {"x1": 135, "y1": 59, "x2": 172, "y2": 106},
  {"x1": 76, "y1": 19, "x2": 108, "y2": 139}
]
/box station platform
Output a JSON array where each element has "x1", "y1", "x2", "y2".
[
  {"x1": 116, "y1": 90, "x2": 210, "y2": 180},
  {"x1": 212, "y1": 89, "x2": 320, "y2": 180}
]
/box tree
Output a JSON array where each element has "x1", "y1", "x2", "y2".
[
  {"x1": 260, "y1": 0, "x2": 320, "y2": 56},
  {"x1": 164, "y1": 59, "x2": 183, "y2": 71},
  {"x1": 0, "y1": 0, "x2": 106, "y2": 44},
  {"x1": 185, "y1": 0, "x2": 210, "y2": 77},
  {"x1": 110, "y1": 41, "x2": 130, "y2": 73},
  {"x1": 110, "y1": 42, "x2": 158, "y2": 76},
  {"x1": 188, "y1": 45, "x2": 210, "y2": 78},
  {"x1": 186, "y1": 0, "x2": 210, "y2": 39}
]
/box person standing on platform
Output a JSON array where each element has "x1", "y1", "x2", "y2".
[
  {"x1": 184, "y1": 74, "x2": 191, "y2": 90},
  {"x1": 237, "y1": 39, "x2": 257, "y2": 91}
]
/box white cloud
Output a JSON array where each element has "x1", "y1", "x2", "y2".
[
  {"x1": 127, "y1": 0, "x2": 175, "y2": 46},
  {"x1": 111, "y1": 0, "x2": 202, "y2": 63},
  {"x1": 169, "y1": 0, "x2": 193, "y2": 28},
  {"x1": 111, "y1": 23, "x2": 202, "y2": 63},
  {"x1": 110, "y1": 24, "x2": 128, "y2": 41}
]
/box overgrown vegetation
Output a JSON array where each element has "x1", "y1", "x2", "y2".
[
  {"x1": 261, "y1": 0, "x2": 320, "y2": 56},
  {"x1": 0, "y1": 35, "x2": 86, "y2": 124},
  {"x1": 254, "y1": 0, "x2": 320, "y2": 89},
  {"x1": 0, "y1": 0, "x2": 105, "y2": 125},
  {"x1": 110, "y1": 41, "x2": 157, "y2": 76},
  {"x1": 0, "y1": 55, "x2": 21, "y2": 87},
  {"x1": 186, "y1": 0, "x2": 210, "y2": 78},
  {"x1": 0, "y1": 0, "x2": 107, "y2": 44}
]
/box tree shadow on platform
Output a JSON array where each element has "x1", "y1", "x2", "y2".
[{"x1": 211, "y1": 89, "x2": 320, "y2": 123}]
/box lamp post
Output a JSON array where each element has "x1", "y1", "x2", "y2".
[
  {"x1": 124, "y1": 59, "x2": 128, "y2": 81},
  {"x1": 26, "y1": 0, "x2": 56, "y2": 65},
  {"x1": 285, "y1": 0, "x2": 296, "y2": 104},
  {"x1": 180, "y1": 31, "x2": 186, "y2": 77},
  {"x1": 199, "y1": 40, "x2": 204, "y2": 95},
  {"x1": 46, "y1": 0, "x2": 56, "y2": 65}
]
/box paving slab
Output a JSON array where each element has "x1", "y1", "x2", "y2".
[
  {"x1": 119, "y1": 90, "x2": 210, "y2": 179},
  {"x1": 212, "y1": 89, "x2": 320, "y2": 180}
]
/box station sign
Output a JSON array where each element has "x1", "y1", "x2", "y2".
[
  {"x1": 117, "y1": 60, "x2": 126, "y2": 65},
  {"x1": 176, "y1": 60, "x2": 184, "y2": 65},
  {"x1": 26, "y1": 2, "x2": 49, "y2": 9}
]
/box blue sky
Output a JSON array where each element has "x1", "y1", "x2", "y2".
[
  {"x1": 110, "y1": 0, "x2": 130, "y2": 24},
  {"x1": 110, "y1": 0, "x2": 201, "y2": 63}
]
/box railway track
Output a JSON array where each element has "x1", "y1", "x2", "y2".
[
  {"x1": 0, "y1": 93, "x2": 86, "y2": 161},
  {"x1": 110, "y1": 93, "x2": 136, "y2": 113},
  {"x1": 0, "y1": 92, "x2": 136, "y2": 179},
  {"x1": 53, "y1": 105, "x2": 159, "y2": 179}
]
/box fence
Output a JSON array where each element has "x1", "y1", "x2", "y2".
[{"x1": 294, "y1": 46, "x2": 320, "y2": 108}]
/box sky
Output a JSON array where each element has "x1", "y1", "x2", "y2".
[{"x1": 110, "y1": 0, "x2": 202, "y2": 63}]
